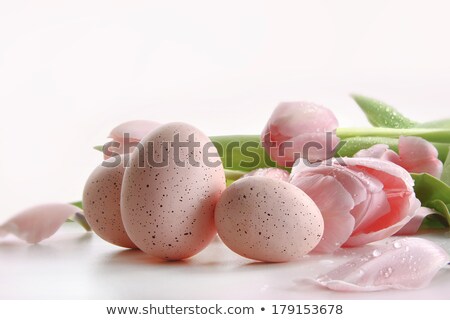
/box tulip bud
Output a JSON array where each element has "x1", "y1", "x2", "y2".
[
  {"x1": 261, "y1": 102, "x2": 340, "y2": 167},
  {"x1": 103, "y1": 120, "x2": 160, "y2": 159},
  {"x1": 355, "y1": 136, "x2": 443, "y2": 178}
]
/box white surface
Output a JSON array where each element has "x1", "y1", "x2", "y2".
[
  {"x1": 1, "y1": 0, "x2": 450, "y2": 219},
  {"x1": 0, "y1": 224, "x2": 449, "y2": 299}
]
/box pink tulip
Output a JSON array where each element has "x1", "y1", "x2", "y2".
[
  {"x1": 243, "y1": 168, "x2": 290, "y2": 182},
  {"x1": 103, "y1": 120, "x2": 160, "y2": 159},
  {"x1": 261, "y1": 102, "x2": 340, "y2": 167},
  {"x1": 355, "y1": 136, "x2": 443, "y2": 178},
  {"x1": 290, "y1": 157, "x2": 421, "y2": 253},
  {"x1": 312, "y1": 237, "x2": 449, "y2": 292}
]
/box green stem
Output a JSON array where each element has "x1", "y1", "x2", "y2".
[
  {"x1": 336, "y1": 127, "x2": 450, "y2": 143},
  {"x1": 96, "y1": 128, "x2": 450, "y2": 174}
]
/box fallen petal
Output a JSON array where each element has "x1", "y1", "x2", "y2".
[
  {"x1": 313, "y1": 237, "x2": 449, "y2": 291},
  {"x1": 0, "y1": 203, "x2": 83, "y2": 244}
]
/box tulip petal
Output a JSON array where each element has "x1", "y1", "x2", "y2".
[
  {"x1": 397, "y1": 136, "x2": 443, "y2": 178},
  {"x1": 261, "y1": 102, "x2": 340, "y2": 166},
  {"x1": 268, "y1": 102, "x2": 339, "y2": 138},
  {"x1": 352, "y1": 191, "x2": 390, "y2": 233},
  {"x1": 354, "y1": 144, "x2": 399, "y2": 163},
  {"x1": 290, "y1": 173, "x2": 355, "y2": 253},
  {"x1": 104, "y1": 120, "x2": 161, "y2": 159},
  {"x1": 354, "y1": 136, "x2": 443, "y2": 178},
  {"x1": 339, "y1": 157, "x2": 415, "y2": 188},
  {"x1": 291, "y1": 157, "x2": 423, "y2": 249},
  {"x1": 0, "y1": 203, "x2": 83, "y2": 244},
  {"x1": 396, "y1": 207, "x2": 435, "y2": 235},
  {"x1": 344, "y1": 213, "x2": 412, "y2": 247},
  {"x1": 243, "y1": 168, "x2": 290, "y2": 182},
  {"x1": 108, "y1": 120, "x2": 161, "y2": 142},
  {"x1": 313, "y1": 237, "x2": 449, "y2": 291}
]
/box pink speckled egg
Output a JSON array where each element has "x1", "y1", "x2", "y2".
[
  {"x1": 83, "y1": 155, "x2": 137, "y2": 248},
  {"x1": 121, "y1": 122, "x2": 226, "y2": 260},
  {"x1": 215, "y1": 176, "x2": 324, "y2": 262}
]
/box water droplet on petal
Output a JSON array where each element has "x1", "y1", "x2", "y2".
[
  {"x1": 372, "y1": 249, "x2": 381, "y2": 257},
  {"x1": 380, "y1": 267, "x2": 393, "y2": 278},
  {"x1": 393, "y1": 241, "x2": 401, "y2": 249}
]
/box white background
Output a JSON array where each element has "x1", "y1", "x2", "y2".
[{"x1": 1, "y1": 0, "x2": 450, "y2": 219}]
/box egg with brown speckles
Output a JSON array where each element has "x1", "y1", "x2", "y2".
[
  {"x1": 215, "y1": 176, "x2": 324, "y2": 262},
  {"x1": 121, "y1": 122, "x2": 226, "y2": 260},
  {"x1": 83, "y1": 155, "x2": 137, "y2": 248}
]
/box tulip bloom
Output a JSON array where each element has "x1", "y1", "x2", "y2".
[
  {"x1": 261, "y1": 102, "x2": 340, "y2": 167},
  {"x1": 355, "y1": 136, "x2": 443, "y2": 178},
  {"x1": 290, "y1": 157, "x2": 421, "y2": 253},
  {"x1": 104, "y1": 120, "x2": 160, "y2": 159}
]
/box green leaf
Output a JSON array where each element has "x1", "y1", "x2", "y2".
[
  {"x1": 412, "y1": 173, "x2": 450, "y2": 203},
  {"x1": 351, "y1": 94, "x2": 417, "y2": 129},
  {"x1": 441, "y1": 148, "x2": 450, "y2": 186},
  {"x1": 411, "y1": 173, "x2": 450, "y2": 227},
  {"x1": 70, "y1": 201, "x2": 83, "y2": 209},
  {"x1": 419, "y1": 214, "x2": 449, "y2": 230},
  {"x1": 211, "y1": 135, "x2": 279, "y2": 172},
  {"x1": 425, "y1": 200, "x2": 450, "y2": 226}
]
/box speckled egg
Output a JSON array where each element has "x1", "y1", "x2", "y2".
[
  {"x1": 83, "y1": 155, "x2": 136, "y2": 248},
  {"x1": 121, "y1": 122, "x2": 226, "y2": 260},
  {"x1": 215, "y1": 176, "x2": 324, "y2": 262}
]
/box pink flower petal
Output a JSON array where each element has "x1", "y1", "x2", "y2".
[
  {"x1": 352, "y1": 191, "x2": 390, "y2": 233},
  {"x1": 261, "y1": 102, "x2": 340, "y2": 166},
  {"x1": 291, "y1": 157, "x2": 421, "y2": 250},
  {"x1": 290, "y1": 173, "x2": 355, "y2": 253},
  {"x1": 108, "y1": 120, "x2": 161, "y2": 142},
  {"x1": 313, "y1": 237, "x2": 449, "y2": 292},
  {"x1": 339, "y1": 157, "x2": 415, "y2": 187},
  {"x1": 0, "y1": 203, "x2": 82, "y2": 244},
  {"x1": 397, "y1": 136, "x2": 443, "y2": 178},
  {"x1": 354, "y1": 136, "x2": 443, "y2": 178},
  {"x1": 340, "y1": 157, "x2": 419, "y2": 239},
  {"x1": 354, "y1": 144, "x2": 399, "y2": 162},
  {"x1": 104, "y1": 120, "x2": 161, "y2": 159},
  {"x1": 396, "y1": 207, "x2": 435, "y2": 235},
  {"x1": 266, "y1": 102, "x2": 339, "y2": 138},
  {"x1": 243, "y1": 168, "x2": 290, "y2": 182}
]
